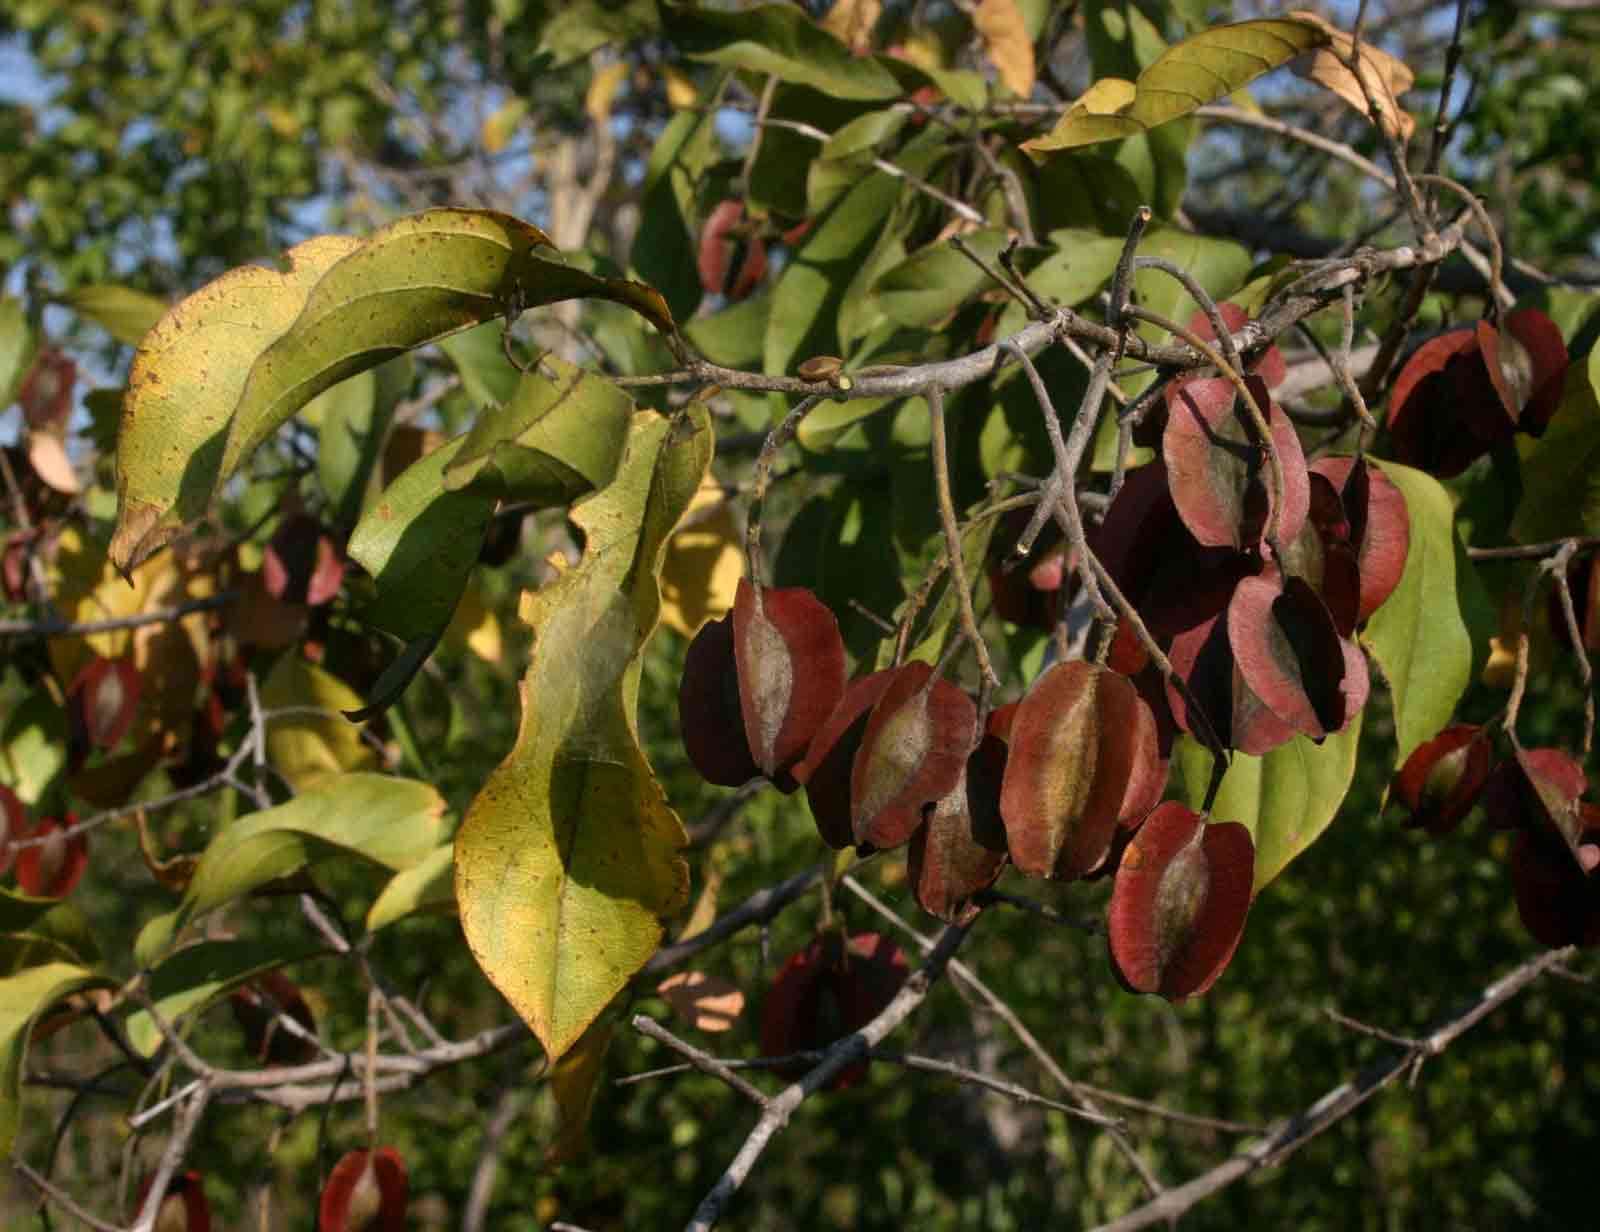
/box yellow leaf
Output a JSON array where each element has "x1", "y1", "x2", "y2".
[
  {"x1": 455, "y1": 407, "x2": 712, "y2": 1060},
  {"x1": 657, "y1": 971, "x2": 745, "y2": 1033},
  {"x1": 1023, "y1": 17, "x2": 1329, "y2": 154},
  {"x1": 678, "y1": 862, "x2": 723, "y2": 941},
  {"x1": 1289, "y1": 11, "x2": 1415, "y2": 141},
  {"x1": 974, "y1": 0, "x2": 1035, "y2": 99},
  {"x1": 821, "y1": 0, "x2": 880, "y2": 55},
  {"x1": 545, "y1": 1020, "x2": 614, "y2": 1164},
  {"x1": 585, "y1": 62, "x2": 628, "y2": 127},
  {"x1": 444, "y1": 575, "x2": 504, "y2": 663},
  {"x1": 260, "y1": 652, "x2": 378, "y2": 791},
  {"x1": 480, "y1": 97, "x2": 528, "y2": 153},
  {"x1": 662, "y1": 65, "x2": 699, "y2": 109},
  {"x1": 658, "y1": 477, "x2": 741, "y2": 637}
]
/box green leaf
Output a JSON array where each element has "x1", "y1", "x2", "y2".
[
  {"x1": 873, "y1": 228, "x2": 1011, "y2": 329},
  {"x1": 1173, "y1": 711, "x2": 1363, "y2": 892},
  {"x1": 0, "y1": 896, "x2": 100, "y2": 972},
  {"x1": 684, "y1": 290, "x2": 771, "y2": 369},
  {"x1": 439, "y1": 321, "x2": 522, "y2": 410},
  {"x1": 349, "y1": 436, "x2": 498, "y2": 644},
  {"x1": 0, "y1": 297, "x2": 38, "y2": 409},
  {"x1": 1022, "y1": 18, "x2": 1327, "y2": 153},
  {"x1": 1023, "y1": 229, "x2": 1128, "y2": 308},
  {"x1": 314, "y1": 356, "x2": 409, "y2": 530},
  {"x1": 124, "y1": 939, "x2": 327, "y2": 1057},
  {"x1": 455, "y1": 406, "x2": 711, "y2": 1060},
  {"x1": 1511, "y1": 365, "x2": 1600, "y2": 544},
  {"x1": 367, "y1": 844, "x2": 455, "y2": 932},
  {"x1": 135, "y1": 773, "x2": 445, "y2": 964},
  {"x1": 111, "y1": 208, "x2": 674, "y2": 573},
  {"x1": 0, "y1": 885, "x2": 65, "y2": 938},
  {"x1": 668, "y1": 3, "x2": 905, "y2": 101},
  {"x1": 1, "y1": 690, "x2": 68, "y2": 805},
  {"x1": 59, "y1": 284, "x2": 169, "y2": 346},
  {"x1": 632, "y1": 109, "x2": 718, "y2": 324},
  {"x1": 444, "y1": 355, "x2": 634, "y2": 504},
  {"x1": 1365, "y1": 461, "x2": 1475, "y2": 766},
  {"x1": 1, "y1": 962, "x2": 109, "y2": 1154}
]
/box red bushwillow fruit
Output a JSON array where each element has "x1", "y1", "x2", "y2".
[
  {"x1": 1510, "y1": 805, "x2": 1600, "y2": 948},
  {"x1": 0, "y1": 783, "x2": 22, "y2": 877},
  {"x1": 698, "y1": 199, "x2": 769, "y2": 300},
  {"x1": 1165, "y1": 607, "x2": 1297, "y2": 755},
  {"x1": 792, "y1": 670, "x2": 898, "y2": 848},
  {"x1": 1385, "y1": 309, "x2": 1567, "y2": 477},
  {"x1": 678, "y1": 612, "x2": 761, "y2": 788},
  {"x1": 1307, "y1": 456, "x2": 1409, "y2": 623},
  {"x1": 1228, "y1": 572, "x2": 1360, "y2": 742},
  {"x1": 999, "y1": 661, "x2": 1165, "y2": 881},
  {"x1": 1483, "y1": 747, "x2": 1589, "y2": 861},
  {"x1": 19, "y1": 347, "x2": 75, "y2": 431},
  {"x1": 264, "y1": 513, "x2": 346, "y2": 607},
  {"x1": 231, "y1": 970, "x2": 321, "y2": 1067},
  {"x1": 135, "y1": 1169, "x2": 211, "y2": 1232},
  {"x1": 759, "y1": 932, "x2": 909, "y2": 1088},
  {"x1": 14, "y1": 816, "x2": 87, "y2": 898},
  {"x1": 1163, "y1": 372, "x2": 1309, "y2": 551},
  {"x1": 319, "y1": 1147, "x2": 409, "y2": 1232},
  {"x1": 986, "y1": 509, "x2": 1068, "y2": 630},
  {"x1": 908, "y1": 755, "x2": 1006, "y2": 924},
  {"x1": 733, "y1": 579, "x2": 847, "y2": 792},
  {"x1": 1393, "y1": 724, "x2": 1491, "y2": 835},
  {"x1": 1107, "y1": 802, "x2": 1255, "y2": 999},
  {"x1": 850, "y1": 660, "x2": 977, "y2": 849},
  {"x1": 68, "y1": 655, "x2": 142, "y2": 756}
]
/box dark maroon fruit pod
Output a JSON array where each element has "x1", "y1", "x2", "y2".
[
  {"x1": 986, "y1": 509, "x2": 1068, "y2": 630},
  {"x1": 68, "y1": 655, "x2": 142, "y2": 758},
  {"x1": 851, "y1": 661, "x2": 977, "y2": 849},
  {"x1": 1089, "y1": 460, "x2": 1196, "y2": 609},
  {"x1": 1228, "y1": 573, "x2": 1350, "y2": 741},
  {"x1": 135, "y1": 1169, "x2": 211, "y2": 1232},
  {"x1": 760, "y1": 932, "x2": 909, "y2": 1089},
  {"x1": 14, "y1": 816, "x2": 87, "y2": 899},
  {"x1": 999, "y1": 661, "x2": 1165, "y2": 881},
  {"x1": 733, "y1": 578, "x2": 847, "y2": 792},
  {"x1": 698, "y1": 199, "x2": 768, "y2": 300},
  {"x1": 1510, "y1": 821, "x2": 1600, "y2": 949},
  {"x1": 1163, "y1": 373, "x2": 1309, "y2": 551},
  {"x1": 908, "y1": 764, "x2": 1006, "y2": 924},
  {"x1": 1308, "y1": 456, "x2": 1409, "y2": 622},
  {"x1": 1393, "y1": 724, "x2": 1491, "y2": 835},
  {"x1": 319, "y1": 1146, "x2": 409, "y2": 1232},
  {"x1": 1483, "y1": 747, "x2": 1589, "y2": 861},
  {"x1": 231, "y1": 970, "x2": 321, "y2": 1067},
  {"x1": 19, "y1": 347, "x2": 76, "y2": 431},
  {"x1": 1498, "y1": 308, "x2": 1568, "y2": 435},
  {"x1": 264, "y1": 513, "x2": 346, "y2": 607},
  {"x1": 678, "y1": 612, "x2": 760, "y2": 788},
  {"x1": 792, "y1": 671, "x2": 898, "y2": 849},
  {"x1": 1107, "y1": 802, "x2": 1255, "y2": 999}
]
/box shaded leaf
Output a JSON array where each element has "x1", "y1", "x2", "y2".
[
  {"x1": 260, "y1": 653, "x2": 378, "y2": 791},
  {"x1": 657, "y1": 971, "x2": 746, "y2": 1032},
  {"x1": 59, "y1": 284, "x2": 169, "y2": 346},
  {"x1": 668, "y1": 3, "x2": 904, "y2": 100},
  {"x1": 2, "y1": 963, "x2": 110, "y2": 1153},
  {"x1": 455, "y1": 408, "x2": 711, "y2": 1060},
  {"x1": 547, "y1": 1021, "x2": 616, "y2": 1164},
  {"x1": 1511, "y1": 365, "x2": 1600, "y2": 545}
]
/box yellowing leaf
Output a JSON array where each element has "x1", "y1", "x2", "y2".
[
  {"x1": 585, "y1": 62, "x2": 628, "y2": 127},
  {"x1": 1023, "y1": 17, "x2": 1328, "y2": 154},
  {"x1": 445, "y1": 575, "x2": 504, "y2": 663},
  {"x1": 974, "y1": 0, "x2": 1035, "y2": 98},
  {"x1": 658, "y1": 476, "x2": 741, "y2": 637},
  {"x1": 2, "y1": 963, "x2": 110, "y2": 1154},
  {"x1": 481, "y1": 97, "x2": 529, "y2": 153},
  {"x1": 546, "y1": 1020, "x2": 614, "y2": 1164},
  {"x1": 662, "y1": 65, "x2": 699, "y2": 109},
  {"x1": 821, "y1": 0, "x2": 880, "y2": 55},
  {"x1": 1289, "y1": 11, "x2": 1415, "y2": 141},
  {"x1": 111, "y1": 209, "x2": 675, "y2": 573},
  {"x1": 657, "y1": 970, "x2": 745, "y2": 1032},
  {"x1": 59, "y1": 284, "x2": 168, "y2": 346},
  {"x1": 260, "y1": 652, "x2": 378, "y2": 791},
  {"x1": 455, "y1": 406, "x2": 713, "y2": 1061},
  {"x1": 678, "y1": 862, "x2": 723, "y2": 941}
]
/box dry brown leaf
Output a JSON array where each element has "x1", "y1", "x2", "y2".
[
  {"x1": 27, "y1": 431, "x2": 79, "y2": 494},
  {"x1": 1290, "y1": 11, "x2": 1415, "y2": 141},
  {"x1": 821, "y1": 0, "x2": 881, "y2": 55},
  {"x1": 974, "y1": 0, "x2": 1036, "y2": 99},
  {"x1": 656, "y1": 970, "x2": 746, "y2": 1033}
]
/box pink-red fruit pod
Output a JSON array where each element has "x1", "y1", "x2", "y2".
[
  {"x1": 135, "y1": 1169, "x2": 211, "y2": 1232},
  {"x1": 0, "y1": 783, "x2": 21, "y2": 877},
  {"x1": 698, "y1": 200, "x2": 768, "y2": 300},
  {"x1": 1393, "y1": 724, "x2": 1491, "y2": 835},
  {"x1": 791, "y1": 670, "x2": 898, "y2": 849},
  {"x1": 14, "y1": 816, "x2": 88, "y2": 898},
  {"x1": 68, "y1": 655, "x2": 142, "y2": 755},
  {"x1": 230, "y1": 970, "x2": 320, "y2": 1067},
  {"x1": 319, "y1": 1146, "x2": 409, "y2": 1232},
  {"x1": 733, "y1": 579, "x2": 847, "y2": 792},
  {"x1": 1107, "y1": 803, "x2": 1255, "y2": 1000},
  {"x1": 760, "y1": 932, "x2": 909, "y2": 1089}
]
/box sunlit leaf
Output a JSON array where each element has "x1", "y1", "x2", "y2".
[
  {"x1": 1, "y1": 963, "x2": 110, "y2": 1154},
  {"x1": 260, "y1": 652, "x2": 378, "y2": 791}
]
